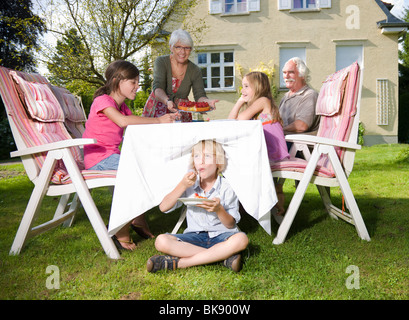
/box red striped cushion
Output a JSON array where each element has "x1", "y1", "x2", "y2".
[
  {"x1": 316, "y1": 66, "x2": 349, "y2": 116},
  {"x1": 52, "y1": 170, "x2": 117, "y2": 184},
  {"x1": 0, "y1": 67, "x2": 86, "y2": 184},
  {"x1": 271, "y1": 62, "x2": 360, "y2": 177},
  {"x1": 51, "y1": 86, "x2": 86, "y2": 122},
  {"x1": 270, "y1": 158, "x2": 335, "y2": 178},
  {"x1": 10, "y1": 71, "x2": 65, "y2": 122},
  {"x1": 316, "y1": 62, "x2": 360, "y2": 174}
]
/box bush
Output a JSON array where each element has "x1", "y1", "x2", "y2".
[
  {"x1": 130, "y1": 90, "x2": 150, "y2": 116},
  {"x1": 398, "y1": 92, "x2": 409, "y2": 143},
  {"x1": 0, "y1": 118, "x2": 16, "y2": 160}
]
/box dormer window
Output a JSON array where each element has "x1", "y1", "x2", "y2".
[
  {"x1": 278, "y1": 0, "x2": 331, "y2": 11},
  {"x1": 293, "y1": 0, "x2": 316, "y2": 10},
  {"x1": 210, "y1": 0, "x2": 260, "y2": 15},
  {"x1": 225, "y1": 0, "x2": 247, "y2": 13}
]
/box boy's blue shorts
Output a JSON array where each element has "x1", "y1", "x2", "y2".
[{"x1": 171, "y1": 231, "x2": 243, "y2": 249}]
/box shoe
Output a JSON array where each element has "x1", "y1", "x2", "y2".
[
  {"x1": 112, "y1": 235, "x2": 135, "y2": 251},
  {"x1": 223, "y1": 254, "x2": 242, "y2": 272},
  {"x1": 131, "y1": 223, "x2": 154, "y2": 239},
  {"x1": 147, "y1": 255, "x2": 179, "y2": 273}
]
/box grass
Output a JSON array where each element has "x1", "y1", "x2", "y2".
[{"x1": 0, "y1": 144, "x2": 408, "y2": 300}]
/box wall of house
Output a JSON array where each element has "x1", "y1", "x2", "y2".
[{"x1": 164, "y1": 0, "x2": 401, "y2": 145}]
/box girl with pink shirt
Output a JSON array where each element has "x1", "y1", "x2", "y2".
[
  {"x1": 83, "y1": 60, "x2": 176, "y2": 250},
  {"x1": 228, "y1": 71, "x2": 289, "y2": 217}
]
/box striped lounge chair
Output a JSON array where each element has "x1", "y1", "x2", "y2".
[
  {"x1": 270, "y1": 62, "x2": 370, "y2": 245},
  {"x1": 50, "y1": 85, "x2": 87, "y2": 139},
  {"x1": 0, "y1": 66, "x2": 120, "y2": 259}
]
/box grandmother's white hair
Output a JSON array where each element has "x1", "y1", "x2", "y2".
[
  {"x1": 169, "y1": 29, "x2": 194, "y2": 48},
  {"x1": 286, "y1": 57, "x2": 309, "y2": 80}
]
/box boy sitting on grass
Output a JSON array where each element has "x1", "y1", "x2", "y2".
[{"x1": 147, "y1": 140, "x2": 249, "y2": 273}]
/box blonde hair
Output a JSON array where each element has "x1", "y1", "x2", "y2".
[
  {"x1": 244, "y1": 71, "x2": 282, "y2": 125},
  {"x1": 190, "y1": 140, "x2": 226, "y2": 175}
]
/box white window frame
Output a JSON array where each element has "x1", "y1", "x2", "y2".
[
  {"x1": 197, "y1": 51, "x2": 235, "y2": 91},
  {"x1": 209, "y1": 0, "x2": 260, "y2": 15},
  {"x1": 278, "y1": 0, "x2": 331, "y2": 11}
]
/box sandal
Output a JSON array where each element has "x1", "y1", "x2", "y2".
[
  {"x1": 147, "y1": 255, "x2": 179, "y2": 273},
  {"x1": 131, "y1": 224, "x2": 154, "y2": 239},
  {"x1": 112, "y1": 235, "x2": 135, "y2": 251}
]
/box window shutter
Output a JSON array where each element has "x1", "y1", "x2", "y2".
[
  {"x1": 318, "y1": 0, "x2": 331, "y2": 8},
  {"x1": 278, "y1": 0, "x2": 291, "y2": 10},
  {"x1": 248, "y1": 0, "x2": 260, "y2": 12},
  {"x1": 209, "y1": 0, "x2": 222, "y2": 14}
]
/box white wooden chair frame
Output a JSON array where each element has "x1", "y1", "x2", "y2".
[
  {"x1": 1, "y1": 66, "x2": 120, "y2": 259},
  {"x1": 272, "y1": 65, "x2": 370, "y2": 245},
  {"x1": 8, "y1": 137, "x2": 120, "y2": 260}
]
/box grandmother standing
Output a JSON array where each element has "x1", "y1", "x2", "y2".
[{"x1": 143, "y1": 29, "x2": 218, "y2": 121}]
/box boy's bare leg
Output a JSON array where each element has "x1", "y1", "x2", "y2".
[
  {"x1": 155, "y1": 233, "x2": 248, "y2": 268},
  {"x1": 155, "y1": 234, "x2": 207, "y2": 257}
]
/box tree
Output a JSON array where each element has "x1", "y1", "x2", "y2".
[
  {"x1": 398, "y1": 7, "x2": 409, "y2": 143},
  {"x1": 43, "y1": 0, "x2": 198, "y2": 89},
  {"x1": 0, "y1": 0, "x2": 45, "y2": 157},
  {"x1": 47, "y1": 28, "x2": 97, "y2": 88},
  {"x1": 0, "y1": 0, "x2": 45, "y2": 72}
]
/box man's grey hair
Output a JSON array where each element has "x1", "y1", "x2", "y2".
[{"x1": 286, "y1": 57, "x2": 309, "y2": 81}]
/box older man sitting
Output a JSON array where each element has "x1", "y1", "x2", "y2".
[
  {"x1": 274, "y1": 57, "x2": 319, "y2": 220},
  {"x1": 279, "y1": 57, "x2": 319, "y2": 135}
]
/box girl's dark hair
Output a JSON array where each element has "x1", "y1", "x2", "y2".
[{"x1": 93, "y1": 60, "x2": 140, "y2": 99}]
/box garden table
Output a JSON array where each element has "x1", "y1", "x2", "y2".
[{"x1": 108, "y1": 120, "x2": 276, "y2": 237}]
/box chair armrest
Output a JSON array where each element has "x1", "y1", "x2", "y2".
[
  {"x1": 11, "y1": 138, "x2": 97, "y2": 158},
  {"x1": 285, "y1": 134, "x2": 362, "y2": 150}
]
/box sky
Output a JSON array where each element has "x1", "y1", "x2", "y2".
[{"x1": 389, "y1": 0, "x2": 409, "y2": 18}]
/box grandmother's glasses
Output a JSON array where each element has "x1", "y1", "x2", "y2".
[{"x1": 174, "y1": 46, "x2": 192, "y2": 52}]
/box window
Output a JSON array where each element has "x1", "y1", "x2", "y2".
[
  {"x1": 278, "y1": 0, "x2": 331, "y2": 10},
  {"x1": 336, "y1": 45, "x2": 363, "y2": 71},
  {"x1": 210, "y1": 0, "x2": 260, "y2": 14},
  {"x1": 279, "y1": 47, "x2": 306, "y2": 89},
  {"x1": 293, "y1": 0, "x2": 316, "y2": 9},
  {"x1": 225, "y1": 0, "x2": 247, "y2": 13},
  {"x1": 197, "y1": 51, "x2": 235, "y2": 90}
]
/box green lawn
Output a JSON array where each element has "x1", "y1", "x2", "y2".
[{"x1": 0, "y1": 144, "x2": 408, "y2": 300}]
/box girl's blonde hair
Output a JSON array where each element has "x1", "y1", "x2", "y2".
[
  {"x1": 190, "y1": 140, "x2": 226, "y2": 175},
  {"x1": 244, "y1": 71, "x2": 282, "y2": 125}
]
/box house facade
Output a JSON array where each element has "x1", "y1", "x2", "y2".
[{"x1": 162, "y1": 0, "x2": 408, "y2": 145}]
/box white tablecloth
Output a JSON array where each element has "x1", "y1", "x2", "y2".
[{"x1": 108, "y1": 120, "x2": 277, "y2": 236}]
